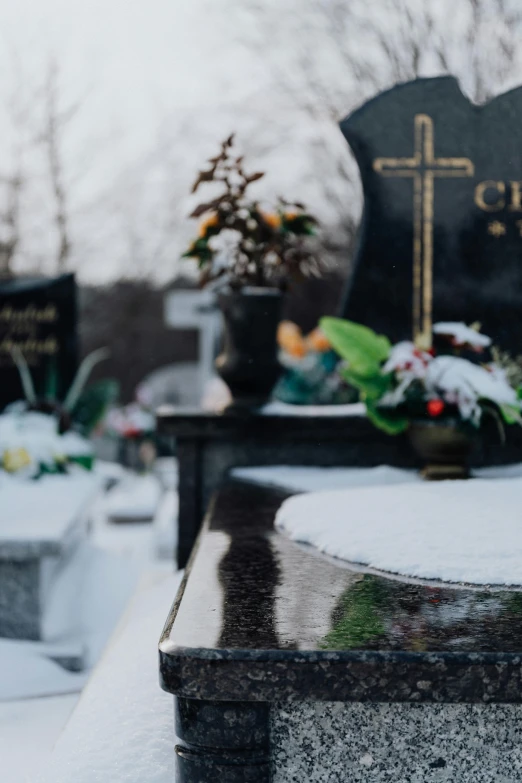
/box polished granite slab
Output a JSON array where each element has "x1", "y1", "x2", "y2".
[
  {"x1": 157, "y1": 405, "x2": 522, "y2": 568},
  {"x1": 160, "y1": 480, "x2": 522, "y2": 704}
]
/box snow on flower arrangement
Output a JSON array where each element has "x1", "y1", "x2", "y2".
[
  {"x1": 0, "y1": 410, "x2": 94, "y2": 479},
  {"x1": 0, "y1": 347, "x2": 117, "y2": 478},
  {"x1": 320, "y1": 318, "x2": 522, "y2": 436},
  {"x1": 182, "y1": 134, "x2": 321, "y2": 289}
]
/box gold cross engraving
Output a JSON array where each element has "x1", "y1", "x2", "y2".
[{"x1": 373, "y1": 114, "x2": 474, "y2": 345}]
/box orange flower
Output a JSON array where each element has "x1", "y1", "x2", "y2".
[
  {"x1": 306, "y1": 327, "x2": 331, "y2": 353},
  {"x1": 284, "y1": 211, "x2": 299, "y2": 221},
  {"x1": 277, "y1": 321, "x2": 306, "y2": 358},
  {"x1": 199, "y1": 213, "x2": 219, "y2": 237},
  {"x1": 262, "y1": 212, "x2": 281, "y2": 230}
]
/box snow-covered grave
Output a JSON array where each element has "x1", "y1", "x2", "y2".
[{"x1": 0, "y1": 471, "x2": 101, "y2": 642}]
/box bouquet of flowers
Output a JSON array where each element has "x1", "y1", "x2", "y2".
[
  {"x1": 0, "y1": 410, "x2": 94, "y2": 479},
  {"x1": 320, "y1": 318, "x2": 522, "y2": 435},
  {"x1": 183, "y1": 134, "x2": 321, "y2": 289}
]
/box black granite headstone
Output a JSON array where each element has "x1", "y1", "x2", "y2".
[
  {"x1": 340, "y1": 76, "x2": 522, "y2": 351},
  {"x1": 0, "y1": 274, "x2": 78, "y2": 411}
]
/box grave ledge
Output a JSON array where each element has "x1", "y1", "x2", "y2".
[{"x1": 159, "y1": 480, "x2": 522, "y2": 705}]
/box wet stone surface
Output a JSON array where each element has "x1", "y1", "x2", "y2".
[{"x1": 160, "y1": 480, "x2": 522, "y2": 703}]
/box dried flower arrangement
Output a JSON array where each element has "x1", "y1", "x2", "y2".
[{"x1": 183, "y1": 134, "x2": 321, "y2": 289}]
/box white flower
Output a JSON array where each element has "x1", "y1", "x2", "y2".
[
  {"x1": 383, "y1": 341, "x2": 431, "y2": 379},
  {"x1": 433, "y1": 322, "x2": 491, "y2": 349},
  {"x1": 237, "y1": 208, "x2": 250, "y2": 220},
  {"x1": 208, "y1": 229, "x2": 243, "y2": 272},
  {"x1": 247, "y1": 219, "x2": 258, "y2": 231}
]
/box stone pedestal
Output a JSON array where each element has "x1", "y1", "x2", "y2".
[{"x1": 0, "y1": 474, "x2": 99, "y2": 641}]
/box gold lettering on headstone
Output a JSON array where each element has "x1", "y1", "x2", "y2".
[
  {"x1": 488, "y1": 221, "x2": 507, "y2": 238},
  {"x1": 0, "y1": 301, "x2": 60, "y2": 367},
  {"x1": 373, "y1": 115, "x2": 474, "y2": 345},
  {"x1": 509, "y1": 182, "x2": 522, "y2": 212},
  {"x1": 474, "y1": 181, "x2": 506, "y2": 212}
]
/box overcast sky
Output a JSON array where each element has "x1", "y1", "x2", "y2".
[{"x1": 1, "y1": 0, "x2": 520, "y2": 283}]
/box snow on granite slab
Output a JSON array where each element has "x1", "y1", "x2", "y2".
[
  {"x1": 0, "y1": 472, "x2": 100, "y2": 557},
  {"x1": 275, "y1": 477, "x2": 522, "y2": 586},
  {"x1": 104, "y1": 474, "x2": 162, "y2": 522},
  {"x1": 232, "y1": 465, "x2": 419, "y2": 493},
  {"x1": 232, "y1": 463, "x2": 522, "y2": 495},
  {"x1": 260, "y1": 401, "x2": 366, "y2": 416},
  {"x1": 37, "y1": 568, "x2": 182, "y2": 783}
]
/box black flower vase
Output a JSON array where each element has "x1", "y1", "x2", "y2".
[
  {"x1": 216, "y1": 287, "x2": 283, "y2": 408},
  {"x1": 408, "y1": 418, "x2": 476, "y2": 480}
]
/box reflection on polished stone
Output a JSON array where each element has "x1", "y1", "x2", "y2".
[{"x1": 167, "y1": 481, "x2": 522, "y2": 655}]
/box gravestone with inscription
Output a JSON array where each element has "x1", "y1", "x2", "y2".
[
  {"x1": 341, "y1": 76, "x2": 522, "y2": 350},
  {"x1": 0, "y1": 274, "x2": 78, "y2": 411}
]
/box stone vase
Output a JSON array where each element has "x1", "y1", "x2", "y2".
[
  {"x1": 408, "y1": 418, "x2": 475, "y2": 480},
  {"x1": 216, "y1": 287, "x2": 283, "y2": 407}
]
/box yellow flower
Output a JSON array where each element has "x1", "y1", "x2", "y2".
[
  {"x1": 262, "y1": 212, "x2": 281, "y2": 230},
  {"x1": 199, "y1": 213, "x2": 219, "y2": 237},
  {"x1": 3, "y1": 447, "x2": 32, "y2": 473}
]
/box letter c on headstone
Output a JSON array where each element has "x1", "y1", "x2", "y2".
[{"x1": 474, "y1": 181, "x2": 506, "y2": 212}]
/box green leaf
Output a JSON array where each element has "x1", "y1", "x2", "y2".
[
  {"x1": 71, "y1": 379, "x2": 119, "y2": 435},
  {"x1": 340, "y1": 366, "x2": 392, "y2": 401},
  {"x1": 365, "y1": 401, "x2": 409, "y2": 435},
  {"x1": 320, "y1": 317, "x2": 391, "y2": 377},
  {"x1": 499, "y1": 403, "x2": 522, "y2": 426},
  {"x1": 44, "y1": 359, "x2": 58, "y2": 401}
]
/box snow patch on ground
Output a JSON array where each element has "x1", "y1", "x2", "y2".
[
  {"x1": 0, "y1": 694, "x2": 79, "y2": 783},
  {"x1": 153, "y1": 490, "x2": 179, "y2": 560},
  {"x1": 37, "y1": 568, "x2": 182, "y2": 783},
  {"x1": 276, "y1": 476, "x2": 522, "y2": 585}
]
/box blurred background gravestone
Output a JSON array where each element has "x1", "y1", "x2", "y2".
[
  {"x1": 0, "y1": 275, "x2": 78, "y2": 411},
  {"x1": 341, "y1": 76, "x2": 522, "y2": 351}
]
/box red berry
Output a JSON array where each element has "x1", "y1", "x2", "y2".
[{"x1": 427, "y1": 399, "x2": 445, "y2": 417}]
